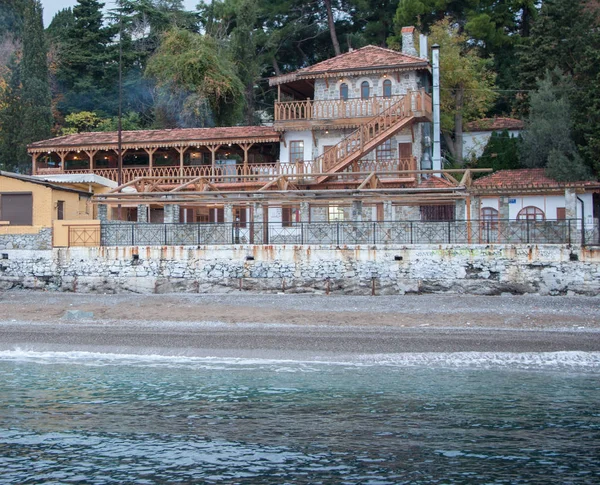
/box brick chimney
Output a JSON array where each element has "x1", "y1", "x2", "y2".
[{"x1": 401, "y1": 26, "x2": 418, "y2": 57}]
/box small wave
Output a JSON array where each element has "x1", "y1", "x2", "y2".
[{"x1": 0, "y1": 348, "x2": 599, "y2": 371}]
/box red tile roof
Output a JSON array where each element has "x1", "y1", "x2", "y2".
[
  {"x1": 473, "y1": 168, "x2": 598, "y2": 189},
  {"x1": 465, "y1": 118, "x2": 524, "y2": 132},
  {"x1": 28, "y1": 126, "x2": 280, "y2": 152},
  {"x1": 269, "y1": 45, "x2": 429, "y2": 85}
]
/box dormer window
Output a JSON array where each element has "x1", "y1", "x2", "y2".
[
  {"x1": 383, "y1": 79, "x2": 392, "y2": 98},
  {"x1": 340, "y1": 83, "x2": 348, "y2": 100},
  {"x1": 361, "y1": 81, "x2": 370, "y2": 100}
]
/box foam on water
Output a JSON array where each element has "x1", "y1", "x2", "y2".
[{"x1": 1, "y1": 348, "x2": 599, "y2": 371}]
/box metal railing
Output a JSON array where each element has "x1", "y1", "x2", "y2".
[{"x1": 100, "y1": 219, "x2": 598, "y2": 247}]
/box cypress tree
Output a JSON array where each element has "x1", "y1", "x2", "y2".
[
  {"x1": 0, "y1": 55, "x2": 23, "y2": 171},
  {"x1": 19, "y1": 0, "x2": 52, "y2": 172}
]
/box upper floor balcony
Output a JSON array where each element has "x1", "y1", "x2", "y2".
[{"x1": 273, "y1": 90, "x2": 432, "y2": 130}]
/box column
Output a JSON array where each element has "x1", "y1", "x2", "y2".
[
  {"x1": 499, "y1": 196, "x2": 510, "y2": 220},
  {"x1": 164, "y1": 203, "x2": 181, "y2": 223},
  {"x1": 137, "y1": 204, "x2": 149, "y2": 223},
  {"x1": 383, "y1": 201, "x2": 393, "y2": 221},
  {"x1": 565, "y1": 188, "x2": 577, "y2": 220},
  {"x1": 97, "y1": 204, "x2": 108, "y2": 223},
  {"x1": 351, "y1": 200, "x2": 363, "y2": 222},
  {"x1": 455, "y1": 199, "x2": 466, "y2": 221},
  {"x1": 224, "y1": 203, "x2": 234, "y2": 223},
  {"x1": 299, "y1": 202, "x2": 310, "y2": 223},
  {"x1": 252, "y1": 202, "x2": 264, "y2": 244}
]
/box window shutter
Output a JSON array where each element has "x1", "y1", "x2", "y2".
[{"x1": 0, "y1": 193, "x2": 33, "y2": 225}]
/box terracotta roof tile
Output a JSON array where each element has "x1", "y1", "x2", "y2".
[
  {"x1": 465, "y1": 117, "x2": 524, "y2": 132},
  {"x1": 473, "y1": 168, "x2": 598, "y2": 189},
  {"x1": 28, "y1": 126, "x2": 280, "y2": 151},
  {"x1": 269, "y1": 45, "x2": 428, "y2": 85}
]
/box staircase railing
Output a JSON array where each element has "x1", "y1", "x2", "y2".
[{"x1": 314, "y1": 89, "x2": 424, "y2": 174}]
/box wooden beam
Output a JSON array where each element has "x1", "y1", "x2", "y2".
[
  {"x1": 358, "y1": 172, "x2": 377, "y2": 190},
  {"x1": 459, "y1": 169, "x2": 472, "y2": 187}
]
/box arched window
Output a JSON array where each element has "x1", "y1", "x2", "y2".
[
  {"x1": 340, "y1": 83, "x2": 348, "y2": 101},
  {"x1": 383, "y1": 79, "x2": 392, "y2": 98},
  {"x1": 517, "y1": 206, "x2": 545, "y2": 221},
  {"x1": 361, "y1": 81, "x2": 370, "y2": 100},
  {"x1": 481, "y1": 207, "x2": 499, "y2": 227}
]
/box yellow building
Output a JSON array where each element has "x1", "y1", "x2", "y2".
[{"x1": 0, "y1": 171, "x2": 94, "y2": 249}]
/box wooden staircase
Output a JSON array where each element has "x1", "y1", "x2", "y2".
[{"x1": 314, "y1": 89, "x2": 429, "y2": 184}]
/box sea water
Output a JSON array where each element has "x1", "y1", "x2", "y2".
[{"x1": 0, "y1": 350, "x2": 599, "y2": 484}]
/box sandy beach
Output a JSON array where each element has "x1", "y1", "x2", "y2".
[{"x1": 0, "y1": 291, "x2": 599, "y2": 358}]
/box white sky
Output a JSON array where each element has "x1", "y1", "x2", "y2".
[{"x1": 41, "y1": 0, "x2": 200, "y2": 26}]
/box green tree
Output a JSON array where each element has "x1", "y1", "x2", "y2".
[
  {"x1": 472, "y1": 130, "x2": 523, "y2": 174},
  {"x1": 56, "y1": 0, "x2": 116, "y2": 114},
  {"x1": 429, "y1": 19, "x2": 497, "y2": 165},
  {"x1": 19, "y1": 0, "x2": 52, "y2": 172},
  {"x1": 145, "y1": 28, "x2": 245, "y2": 127},
  {"x1": 0, "y1": 55, "x2": 23, "y2": 171},
  {"x1": 520, "y1": 70, "x2": 590, "y2": 181},
  {"x1": 519, "y1": 0, "x2": 600, "y2": 176}
]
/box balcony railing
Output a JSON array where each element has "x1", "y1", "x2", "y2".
[
  {"x1": 54, "y1": 159, "x2": 417, "y2": 185},
  {"x1": 275, "y1": 95, "x2": 405, "y2": 122},
  {"x1": 99, "y1": 219, "x2": 596, "y2": 247},
  {"x1": 274, "y1": 92, "x2": 432, "y2": 123}
]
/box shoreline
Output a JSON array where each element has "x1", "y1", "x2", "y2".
[{"x1": 1, "y1": 291, "x2": 599, "y2": 356}]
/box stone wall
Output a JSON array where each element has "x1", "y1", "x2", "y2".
[
  {"x1": 0, "y1": 228, "x2": 52, "y2": 250},
  {"x1": 0, "y1": 244, "x2": 599, "y2": 296}
]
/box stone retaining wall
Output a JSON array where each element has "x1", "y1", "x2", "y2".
[
  {"x1": 0, "y1": 244, "x2": 599, "y2": 296},
  {"x1": 0, "y1": 228, "x2": 52, "y2": 250}
]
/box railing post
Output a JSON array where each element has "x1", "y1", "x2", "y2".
[
  {"x1": 132, "y1": 224, "x2": 135, "y2": 246},
  {"x1": 336, "y1": 222, "x2": 340, "y2": 246},
  {"x1": 526, "y1": 219, "x2": 530, "y2": 244},
  {"x1": 448, "y1": 221, "x2": 452, "y2": 244},
  {"x1": 568, "y1": 219, "x2": 571, "y2": 245},
  {"x1": 410, "y1": 221, "x2": 414, "y2": 244},
  {"x1": 373, "y1": 222, "x2": 377, "y2": 245},
  {"x1": 301, "y1": 222, "x2": 304, "y2": 245},
  {"x1": 164, "y1": 224, "x2": 167, "y2": 245}
]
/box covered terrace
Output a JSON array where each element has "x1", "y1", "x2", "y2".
[{"x1": 28, "y1": 126, "x2": 281, "y2": 185}]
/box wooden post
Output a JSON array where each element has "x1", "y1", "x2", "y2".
[
  {"x1": 207, "y1": 145, "x2": 221, "y2": 176},
  {"x1": 176, "y1": 146, "x2": 188, "y2": 177},
  {"x1": 85, "y1": 150, "x2": 98, "y2": 172},
  {"x1": 144, "y1": 147, "x2": 157, "y2": 176},
  {"x1": 238, "y1": 143, "x2": 253, "y2": 176},
  {"x1": 58, "y1": 152, "x2": 67, "y2": 173},
  {"x1": 31, "y1": 153, "x2": 38, "y2": 175}
]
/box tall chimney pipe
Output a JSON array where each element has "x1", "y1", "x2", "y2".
[
  {"x1": 419, "y1": 34, "x2": 428, "y2": 60},
  {"x1": 431, "y1": 44, "x2": 441, "y2": 171}
]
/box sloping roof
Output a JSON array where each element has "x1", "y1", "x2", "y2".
[
  {"x1": 472, "y1": 168, "x2": 598, "y2": 190},
  {"x1": 465, "y1": 118, "x2": 524, "y2": 133},
  {"x1": 34, "y1": 173, "x2": 118, "y2": 188},
  {"x1": 0, "y1": 171, "x2": 92, "y2": 195},
  {"x1": 269, "y1": 45, "x2": 429, "y2": 86},
  {"x1": 28, "y1": 126, "x2": 280, "y2": 152}
]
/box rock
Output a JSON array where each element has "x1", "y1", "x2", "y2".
[{"x1": 63, "y1": 310, "x2": 94, "y2": 320}]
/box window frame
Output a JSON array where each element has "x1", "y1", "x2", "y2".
[
  {"x1": 289, "y1": 140, "x2": 305, "y2": 164},
  {"x1": 382, "y1": 79, "x2": 392, "y2": 98},
  {"x1": 360, "y1": 81, "x2": 370, "y2": 100},
  {"x1": 339, "y1": 83, "x2": 349, "y2": 101},
  {"x1": 517, "y1": 206, "x2": 545, "y2": 221}
]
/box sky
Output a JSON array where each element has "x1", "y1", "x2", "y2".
[{"x1": 41, "y1": 0, "x2": 200, "y2": 26}]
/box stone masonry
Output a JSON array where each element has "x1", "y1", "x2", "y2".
[{"x1": 0, "y1": 244, "x2": 598, "y2": 296}]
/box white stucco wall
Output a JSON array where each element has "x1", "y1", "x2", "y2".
[
  {"x1": 463, "y1": 130, "x2": 521, "y2": 160},
  {"x1": 280, "y1": 131, "x2": 313, "y2": 163},
  {"x1": 480, "y1": 193, "x2": 594, "y2": 225}
]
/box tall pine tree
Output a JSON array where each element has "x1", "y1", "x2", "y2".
[
  {"x1": 0, "y1": 55, "x2": 23, "y2": 171},
  {"x1": 18, "y1": 0, "x2": 52, "y2": 173}
]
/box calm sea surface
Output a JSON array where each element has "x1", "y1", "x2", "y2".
[{"x1": 0, "y1": 350, "x2": 599, "y2": 484}]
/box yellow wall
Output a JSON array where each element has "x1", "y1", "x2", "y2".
[
  {"x1": 0, "y1": 175, "x2": 94, "y2": 235},
  {"x1": 53, "y1": 219, "x2": 100, "y2": 247}
]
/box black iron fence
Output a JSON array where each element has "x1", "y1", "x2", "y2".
[{"x1": 100, "y1": 219, "x2": 599, "y2": 247}]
